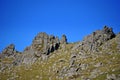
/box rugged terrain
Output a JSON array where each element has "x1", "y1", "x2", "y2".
[{"x1": 0, "y1": 26, "x2": 120, "y2": 80}]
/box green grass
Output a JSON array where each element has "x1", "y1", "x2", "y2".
[{"x1": 0, "y1": 40, "x2": 120, "y2": 80}]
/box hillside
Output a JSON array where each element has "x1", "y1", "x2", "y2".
[{"x1": 0, "y1": 26, "x2": 120, "y2": 80}]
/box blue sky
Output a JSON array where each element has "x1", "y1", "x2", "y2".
[{"x1": 0, "y1": 0, "x2": 120, "y2": 52}]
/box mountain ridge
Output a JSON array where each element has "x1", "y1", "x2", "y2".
[{"x1": 0, "y1": 26, "x2": 120, "y2": 80}]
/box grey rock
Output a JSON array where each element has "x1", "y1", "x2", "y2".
[
  {"x1": 89, "y1": 69, "x2": 101, "y2": 79},
  {"x1": 69, "y1": 53, "x2": 78, "y2": 67},
  {"x1": 22, "y1": 55, "x2": 37, "y2": 65},
  {"x1": 116, "y1": 33, "x2": 120, "y2": 51},
  {"x1": 67, "y1": 67, "x2": 77, "y2": 77},
  {"x1": 80, "y1": 64, "x2": 88, "y2": 70},
  {"x1": 82, "y1": 26, "x2": 115, "y2": 52},
  {"x1": 106, "y1": 74, "x2": 116, "y2": 80},
  {"x1": 0, "y1": 53, "x2": 5, "y2": 59},
  {"x1": 13, "y1": 53, "x2": 22, "y2": 66},
  {"x1": 94, "y1": 62, "x2": 103, "y2": 67},
  {"x1": 2, "y1": 44, "x2": 15, "y2": 56},
  {"x1": 32, "y1": 32, "x2": 60, "y2": 56},
  {"x1": 41, "y1": 54, "x2": 48, "y2": 61},
  {"x1": 22, "y1": 47, "x2": 37, "y2": 64},
  {"x1": 72, "y1": 42, "x2": 83, "y2": 50},
  {"x1": 60, "y1": 34, "x2": 67, "y2": 44},
  {"x1": 70, "y1": 53, "x2": 77, "y2": 59},
  {"x1": 70, "y1": 59, "x2": 75, "y2": 67}
]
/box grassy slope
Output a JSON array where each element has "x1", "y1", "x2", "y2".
[{"x1": 0, "y1": 38, "x2": 120, "y2": 80}]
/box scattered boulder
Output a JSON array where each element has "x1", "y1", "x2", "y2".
[
  {"x1": 94, "y1": 62, "x2": 103, "y2": 67},
  {"x1": 0, "y1": 26, "x2": 120, "y2": 80},
  {"x1": 69, "y1": 53, "x2": 77, "y2": 67},
  {"x1": 80, "y1": 63, "x2": 88, "y2": 70},
  {"x1": 89, "y1": 69, "x2": 101, "y2": 79},
  {"x1": 106, "y1": 74, "x2": 117, "y2": 80}
]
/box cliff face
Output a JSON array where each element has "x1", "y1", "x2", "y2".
[{"x1": 0, "y1": 26, "x2": 120, "y2": 80}]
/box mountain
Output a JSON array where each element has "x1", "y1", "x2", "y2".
[{"x1": 0, "y1": 26, "x2": 120, "y2": 80}]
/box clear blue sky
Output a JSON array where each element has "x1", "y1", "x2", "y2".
[{"x1": 0, "y1": 0, "x2": 120, "y2": 52}]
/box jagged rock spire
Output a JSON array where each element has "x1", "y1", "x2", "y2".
[
  {"x1": 60, "y1": 34, "x2": 67, "y2": 44},
  {"x1": 82, "y1": 26, "x2": 115, "y2": 52},
  {"x1": 31, "y1": 32, "x2": 60, "y2": 56}
]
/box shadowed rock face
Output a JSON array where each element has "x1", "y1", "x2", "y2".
[
  {"x1": 21, "y1": 32, "x2": 61, "y2": 64},
  {"x1": 0, "y1": 26, "x2": 116, "y2": 64},
  {"x1": 32, "y1": 32, "x2": 60, "y2": 55},
  {"x1": 0, "y1": 26, "x2": 117, "y2": 62},
  {"x1": 19, "y1": 32, "x2": 68, "y2": 64}
]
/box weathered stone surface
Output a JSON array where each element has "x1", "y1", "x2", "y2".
[
  {"x1": 72, "y1": 42, "x2": 83, "y2": 50},
  {"x1": 106, "y1": 74, "x2": 118, "y2": 80},
  {"x1": 89, "y1": 69, "x2": 101, "y2": 79},
  {"x1": 0, "y1": 53, "x2": 5, "y2": 59},
  {"x1": 32, "y1": 32, "x2": 60, "y2": 55},
  {"x1": 69, "y1": 53, "x2": 77, "y2": 67},
  {"x1": 82, "y1": 26, "x2": 115, "y2": 52},
  {"x1": 20, "y1": 32, "x2": 62, "y2": 64},
  {"x1": 1, "y1": 44, "x2": 15, "y2": 56},
  {"x1": 60, "y1": 34, "x2": 67, "y2": 44},
  {"x1": 94, "y1": 62, "x2": 103, "y2": 67},
  {"x1": 0, "y1": 26, "x2": 120, "y2": 80},
  {"x1": 21, "y1": 46, "x2": 35, "y2": 64},
  {"x1": 116, "y1": 33, "x2": 120, "y2": 51}
]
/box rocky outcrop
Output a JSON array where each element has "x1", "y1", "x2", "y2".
[
  {"x1": 116, "y1": 33, "x2": 120, "y2": 52},
  {"x1": 0, "y1": 26, "x2": 120, "y2": 80},
  {"x1": 21, "y1": 32, "x2": 66, "y2": 64},
  {"x1": 31, "y1": 32, "x2": 60, "y2": 56},
  {"x1": 82, "y1": 26, "x2": 115, "y2": 52},
  {"x1": 0, "y1": 33, "x2": 67, "y2": 64},
  {"x1": 60, "y1": 34, "x2": 67, "y2": 44},
  {"x1": 22, "y1": 46, "x2": 36, "y2": 64},
  {"x1": 1, "y1": 44, "x2": 16, "y2": 57}
]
